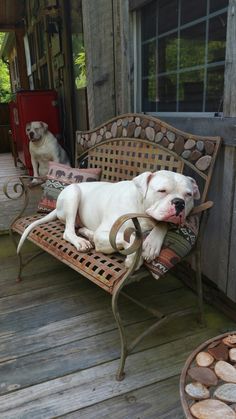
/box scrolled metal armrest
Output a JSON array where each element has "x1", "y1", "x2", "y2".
[
  {"x1": 3, "y1": 175, "x2": 46, "y2": 226},
  {"x1": 109, "y1": 213, "x2": 156, "y2": 256}
]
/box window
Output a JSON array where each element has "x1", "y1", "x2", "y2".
[{"x1": 140, "y1": 0, "x2": 228, "y2": 113}]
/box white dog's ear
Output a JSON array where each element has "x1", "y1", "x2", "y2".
[
  {"x1": 40, "y1": 122, "x2": 48, "y2": 131},
  {"x1": 133, "y1": 172, "x2": 153, "y2": 197},
  {"x1": 188, "y1": 177, "x2": 200, "y2": 200}
]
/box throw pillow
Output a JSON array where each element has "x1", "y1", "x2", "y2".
[
  {"x1": 144, "y1": 215, "x2": 199, "y2": 280},
  {"x1": 38, "y1": 162, "x2": 102, "y2": 213}
]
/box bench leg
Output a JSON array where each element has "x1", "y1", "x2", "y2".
[
  {"x1": 112, "y1": 289, "x2": 127, "y2": 381},
  {"x1": 195, "y1": 247, "x2": 205, "y2": 326}
]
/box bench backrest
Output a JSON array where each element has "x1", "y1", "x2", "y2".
[{"x1": 76, "y1": 114, "x2": 221, "y2": 204}]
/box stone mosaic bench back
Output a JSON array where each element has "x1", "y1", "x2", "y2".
[{"x1": 76, "y1": 113, "x2": 222, "y2": 204}]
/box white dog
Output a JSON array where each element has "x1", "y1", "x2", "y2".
[
  {"x1": 17, "y1": 170, "x2": 200, "y2": 267},
  {"x1": 26, "y1": 121, "x2": 70, "y2": 183}
]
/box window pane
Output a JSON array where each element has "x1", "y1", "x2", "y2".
[
  {"x1": 142, "y1": 78, "x2": 157, "y2": 111},
  {"x1": 208, "y1": 13, "x2": 227, "y2": 63},
  {"x1": 206, "y1": 66, "x2": 224, "y2": 112},
  {"x1": 181, "y1": 0, "x2": 206, "y2": 25},
  {"x1": 210, "y1": 0, "x2": 229, "y2": 13},
  {"x1": 141, "y1": 1, "x2": 156, "y2": 41},
  {"x1": 180, "y1": 23, "x2": 206, "y2": 68},
  {"x1": 158, "y1": 0, "x2": 178, "y2": 34},
  {"x1": 179, "y1": 70, "x2": 204, "y2": 111},
  {"x1": 142, "y1": 41, "x2": 156, "y2": 78},
  {"x1": 158, "y1": 33, "x2": 178, "y2": 73},
  {"x1": 157, "y1": 75, "x2": 177, "y2": 111}
]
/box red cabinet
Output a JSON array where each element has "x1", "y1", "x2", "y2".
[{"x1": 9, "y1": 90, "x2": 61, "y2": 175}]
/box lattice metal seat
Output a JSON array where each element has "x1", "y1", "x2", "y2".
[{"x1": 12, "y1": 214, "x2": 127, "y2": 293}]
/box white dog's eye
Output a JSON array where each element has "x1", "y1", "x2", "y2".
[
  {"x1": 158, "y1": 189, "x2": 167, "y2": 193},
  {"x1": 186, "y1": 192, "x2": 193, "y2": 197}
]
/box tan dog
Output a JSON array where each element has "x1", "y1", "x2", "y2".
[{"x1": 26, "y1": 121, "x2": 70, "y2": 183}]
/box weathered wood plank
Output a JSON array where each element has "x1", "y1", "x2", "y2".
[
  {"x1": 0, "y1": 285, "x2": 197, "y2": 361},
  {"x1": 0, "y1": 304, "x2": 232, "y2": 397},
  {"x1": 61, "y1": 376, "x2": 184, "y2": 419},
  {"x1": 0, "y1": 333, "x2": 227, "y2": 418}
]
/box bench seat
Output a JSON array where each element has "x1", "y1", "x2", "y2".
[{"x1": 12, "y1": 214, "x2": 128, "y2": 293}]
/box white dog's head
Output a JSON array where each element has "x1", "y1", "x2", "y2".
[
  {"x1": 133, "y1": 170, "x2": 200, "y2": 225},
  {"x1": 26, "y1": 121, "x2": 48, "y2": 142}
]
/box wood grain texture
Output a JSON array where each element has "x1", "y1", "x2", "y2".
[{"x1": 0, "y1": 242, "x2": 234, "y2": 417}]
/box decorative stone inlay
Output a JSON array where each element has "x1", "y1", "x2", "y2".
[
  {"x1": 149, "y1": 120, "x2": 155, "y2": 127},
  {"x1": 182, "y1": 150, "x2": 191, "y2": 159},
  {"x1": 140, "y1": 119, "x2": 149, "y2": 128},
  {"x1": 208, "y1": 341, "x2": 228, "y2": 361},
  {"x1": 188, "y1": 366, "x2": 218, "y2": 386},
  {"x1": 196, "y1": 351, "x2": 214, "y2": 367},
  {"x1": 161, "y1": 126, "x2": 167, "y2": 133},
  {"x1": 168, "y1": 143, "x2": 174, "y2": 150},
  {"x1": 90, "y1": 132, "x2": 97, "y2": 145},
  {"x1": 174, "y1": 136, "x2": 185, "y2": 155},
  {"x1": 185, "y1": 382, "x2": 210, "y2": 400},
  {"x1": 184, "y1": 139, "x2": 196, "y2": 150},
  {"x1": 161, "y1": 137, "x2": 169, "y2": 148},
  {"x1": 214, "y1": 383, "x2": 236, "y2": 403},
  {"x1": 140, "y1": 129, "x2": 146, "y2": 139},
  {"x1": 229, "y1": 348, "x2": 236, "y2": 362},
  {"x1": 111, "y1": 122, "x2": 117, "y2": 138},
  {"x1": 100, "y1": 128, "x2": 104, "y2": 135},
  {"x1": 196, "y1": 156, "x2": 212, "y2": 171},
  {"x1": 122, "y1": 118, "x2": 129, "y2": 127},
  {"x1": 196, "y1": 140, "x2": 204, "y2": 152},
  {"x1": 166, "y1": 131, "x2": 176, "y2": 142},
  {"x1": 117, "y1": 118, "x2": 122, "y2": 126},
  {"x1": 105, "y1": 131, "x2": 112, "y2": 139},
  {"x1": 145, "y1": 126, "x2": 155, "y2": 141},
  {"x1": 189, "y1": 150, "x2": 202, "y2": 162},
  {"x1": 205, "y1": 140, "x2": 215, "y2": 155},
  {"x1": 134, "y1": 126, "x2": 142, "y2": 138},
  {"x1": 117, "y1": 126, "x2": 123, "y2": 137},
  {"x1": 223, "y1": 335, "x2": 236, "y2": 347},
  {"x1": 122, "y1": 128, "x2": 127, "y2": 137},
  {"x1": 135, "y1": 117, "x2": 140, "y2": 126},
  {"x1": 127, "y1": 123, "x2": 136, "y2": 137},
  {"x1": 155, "y1": 132, "x2": 163, "y2": 143},
  {"x1": 97, "y1": 134, "x2": 102, "y2": 142},
  {"x1": 215, "y1": 361, "x2": 236, "y2": 383},
  {"x1": 190, "y1": 399, "x2": 236, "y2": 419},
  {"x1": 128, "y1": 116, "x2": 134, "y2": 122}
]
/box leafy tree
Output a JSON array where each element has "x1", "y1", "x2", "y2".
[{"x1": 0, "y1": 33, "x2": 11, "y2": 103}]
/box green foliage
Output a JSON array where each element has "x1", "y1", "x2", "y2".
[
  {"x1": 0, "y1": 33, "x2": 11, "y2": 103},
  {"x1": 74, "y1": 47, "x2": 87, "y2": 89}
]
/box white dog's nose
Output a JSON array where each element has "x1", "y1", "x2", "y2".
[{"x1": 171, "y1": 198, "x2": 185, "y2": 215}]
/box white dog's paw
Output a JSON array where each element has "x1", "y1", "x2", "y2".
[
  {"x1": 125, "y1": 254, "x2": 144, "y2": 270},
  {"x1": 142, "y1": 238, "x2": 162, "y2": 263},
  {"x1": 63, "y1": 232, "x2": 94, "y2": 252}
]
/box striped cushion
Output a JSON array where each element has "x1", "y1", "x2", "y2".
[{"x1": 145, "y1": 215, "x2": 199, "y2": 279}]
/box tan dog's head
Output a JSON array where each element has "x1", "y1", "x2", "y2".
[
  {"x1": 26, "y1": 121, "x2": 48, "y2": 142},
  {"x1": 133, "y1": 170, "x2": 200, "y2": 225}
]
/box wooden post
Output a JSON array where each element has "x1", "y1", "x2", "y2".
[
  {"x1": 15, "y1": 29, "x2": 29, "y2": 90},
  {"x1": 223, "y1": 0, "x2": 236, "y2": 117},
  {"x1": 82, "y1": 0, "x2": 116, "y2": 129}
]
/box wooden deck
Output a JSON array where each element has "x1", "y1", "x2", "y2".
[
  {"x1": 0, "y1": 234, "x2": 235, "y2": 418},
  {"x1": 0, "y1": 151, "x2": 235, "y2": 418}
]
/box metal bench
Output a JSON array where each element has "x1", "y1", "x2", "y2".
[{"x1": 4, "y1": 113, "x2": 221, "y2": 380}]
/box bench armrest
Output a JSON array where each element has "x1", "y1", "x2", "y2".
[{"x1": 3, "y1": 175, "x2": 46, "y2": 226}]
